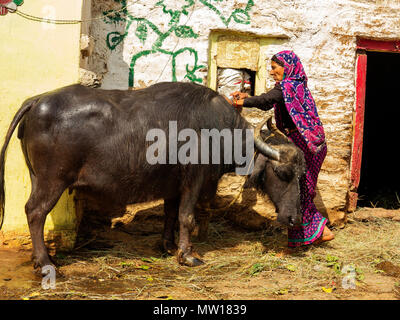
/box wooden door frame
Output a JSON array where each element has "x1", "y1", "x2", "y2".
[{"x1": 347, "y1": 38, "x2": 400, "y2": 211}]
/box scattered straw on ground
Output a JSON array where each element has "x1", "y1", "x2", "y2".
[{"x1": 1, "y1": 208, "x2": 399, "y2": 300}]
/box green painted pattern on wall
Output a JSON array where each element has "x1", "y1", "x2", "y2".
[{"x1": 103, "y1": 0, "x2": 255, "y2": 88}]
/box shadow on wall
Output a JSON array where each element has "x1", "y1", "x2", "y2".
[
  {"x1": 314, "y1": 188, "x2": 345, "y2": 227},
  {"x1": 314, "y1": 188, "x2": 327, "y2": 218}
]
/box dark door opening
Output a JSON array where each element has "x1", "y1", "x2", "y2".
[{"x1": 358, "y1": 51, "x2": 400, "y2": 209}]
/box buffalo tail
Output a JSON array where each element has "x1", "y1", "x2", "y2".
[{"x1": 0, "y1": 98, "x2": 36, "y2": 230}]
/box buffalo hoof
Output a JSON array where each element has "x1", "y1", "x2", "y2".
[
  {"x1": 32, "y1": 254, "x2": 55, "y2": 272},
  {"x1": 177, "y1": 249, "x2": 204, "y2": 267},
  {"x1": 32, "y1": 263, "x2": 57, "y2": 279},
  {"x1": 184, "y1": 255, "x2": 204, "y2": 267}
]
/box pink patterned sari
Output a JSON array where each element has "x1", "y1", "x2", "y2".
[{"x1": 273, "y1": 51, "x2": 328, "y2": 247}]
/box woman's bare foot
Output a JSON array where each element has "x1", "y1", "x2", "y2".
[
  {"x1": 322, "y1": 226, "x2": 335, "y2": 241},
  {"x1": 314, "y1": 226, "x2": 335, "y2": 244},
  {"x1": 278, "y1": 226, "x2": 335, "y2": 256}
]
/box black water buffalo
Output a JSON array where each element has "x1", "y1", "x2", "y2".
[{"x1": 0, "y1": 82, "x2": 305, "y2": 272}]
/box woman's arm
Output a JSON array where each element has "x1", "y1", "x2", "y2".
[
  {"x1": 244, "y1": 86, "x2": 283, "y2": 111},
  {"x1": 230, "y1": 84, "x2": 283, "y2": 111}
]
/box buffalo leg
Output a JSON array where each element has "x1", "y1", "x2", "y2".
[
  {"x1": 162, "y1": 197, "x2": 179, "y2": 255},
  {"x1": 177, "y1": 186, "x2": 204, "y2": 267},
  {"x1": 25, "y1": 178, "x2": 67, "y2": 272},
  {"x1": 196, "y1": 208, "x2": 211, "y2": 242},
  {"x1": 195, "y1": 184, "x2": 218, "y2": 242}
]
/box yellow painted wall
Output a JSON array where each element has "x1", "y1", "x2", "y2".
[{"x1": 0, "y1": 1, "x2": 84, "y2": 249}]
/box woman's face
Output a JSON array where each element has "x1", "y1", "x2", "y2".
[{"x1": 270, "y1": 61, "x2": 285, "y2": 82}]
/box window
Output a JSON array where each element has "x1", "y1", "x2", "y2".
[{"x1": 207, "y1": 31, "x2": 287, "y2": 97}]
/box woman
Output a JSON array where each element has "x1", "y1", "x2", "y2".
[{"x1": 230, "y1": 50, "x2": 334, "y2": 248}]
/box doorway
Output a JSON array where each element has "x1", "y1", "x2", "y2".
[{"x1": 357, "y1": 51, "x2": 400, "y2": 208}]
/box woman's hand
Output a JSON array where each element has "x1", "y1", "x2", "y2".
[
  {"x1": 230, "y1": 91, "x2": 249, "y2": 100},
  {"x1": 223, "y1": 93, "x2": 244, "y2": 113},
  {"x1": 230, "y1": 92, "x2": 245, "y2": 113}
]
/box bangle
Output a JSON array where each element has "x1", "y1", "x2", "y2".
[{"x1": 233, "y1": 97, "x2": 237, "y2": 107}]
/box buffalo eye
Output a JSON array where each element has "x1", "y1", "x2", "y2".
[{"x1": 258, "y1": 169, "x2": 266, "y2": 185}]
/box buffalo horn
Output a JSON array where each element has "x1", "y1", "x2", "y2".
[{"x1": 253, "y1": 117, "x2": 280, "y2": 161}]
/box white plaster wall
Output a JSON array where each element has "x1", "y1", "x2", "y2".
[{"x1": 87, "y1": 0, "x2": 400, "y2": 212}]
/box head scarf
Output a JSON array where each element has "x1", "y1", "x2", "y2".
[{"x1": 273, "y1": 50, "x2": 326, "y2": 154}]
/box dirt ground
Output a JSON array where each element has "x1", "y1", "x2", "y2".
[{"x1": 0, "y1": 205, "x2": 399, "y2": 300}]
